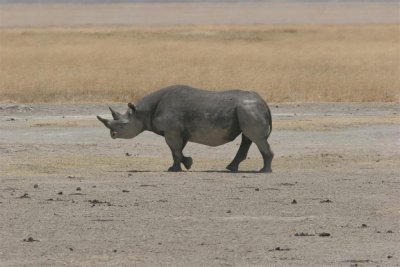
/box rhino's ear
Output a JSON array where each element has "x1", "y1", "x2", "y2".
[
  {"x1": 128, "y1": 102, "x2": 136, "y2": 112},
  {"x1": 127, "y1": 103, "x2": 136, "y2": 117}
]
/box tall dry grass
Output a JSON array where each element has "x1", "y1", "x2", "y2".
[{"x1": 0, "y1": 25, "x2": 399, "y2": 103}]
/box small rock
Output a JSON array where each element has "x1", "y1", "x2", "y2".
[
  {"x1": 388, "y1": 255, "x2": 393, "y2": 259},
  {"x1": 320, "y1": 199, "x2": 332, "y2": 203},
  {"x1": 275, "y1": 247, "x2": 290, "y2": 251},
  {"x1": 318, "y1": 232, "x2": 331, "y2": 237},
  {"x1": 140, "y1": 184, "x2": 157, "y2": 187},
  {"x1": 58, "y1": 191, "x2": 63, "y2": 195},
  {"x1": 361, "y1": 224, "x2": 368, "y2": 228},
  {"x1": 76, "y1": 187, "x2": 81, "y2": 191},
  {"x1": 113, "y1": 249, "x2": 117, "y2": 253},
  {"x1": 279, "y1": 182, "x2": 297, "y2": 186},
  {"x1": 33, "y1": 184, "x2": 39, "y2": 189},
  {"x1": 125, "y1": 152, "x2": 132, "y2": 156},
  {"x1": 294, "y1": 232, "x2": 314, "y2": 237},
  {"x1": 226, "y1": 210, "x2": 232, "y2": 214},
  {"x1": 291, "y1": 199, "x2": 297, "y2": 204},
  {"x1": 23, "y1": 237, "x2": 39, "y2": 242},
  {"x1": 69, "y1": 247, "x2": 74, "y2": 251},
  {"x1": 387, "y1": 230, "x2": 393, "y2": 233},
  {"x1": 122, "y1": 190, "x2": 130, "y2": 193},
  {"x1": 6, "y1": 118, "x2": 15, "y2": 121},
  {"x1": 158, "y1": 242, "x2": 162, "y2": 245},
  {"x1": 255, "y1": 188, "x2": 260, "y2": 191},
  {"x1": 128, "y1": 173, "x2": 132, "y2": 177},
  {"x1": 88, "y1": 199, "x2": 114, "y2": 207},
  {"x1": 19, "y1": 193, "x2": 30, "y2": 199}
]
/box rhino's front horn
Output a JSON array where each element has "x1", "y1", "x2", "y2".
[
  {"x1": 97, "y1": 116, "x2": 110, "y2": 128},
  {"x1": 109, "y1": 106, "x2": 121, "y2": 120}
]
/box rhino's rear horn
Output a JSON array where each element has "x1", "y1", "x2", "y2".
[
  {"x1": 97, "y1": 116, "x2": 110, "y2": 128},
  {"x1": 109, "y1": 106, "x2": 121, "y2": 120}
]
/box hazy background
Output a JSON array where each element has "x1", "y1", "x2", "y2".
[
  {"x1": 1, "y1": 0, "x2": 399, "y2": 26},
  {"x1": 1, "y1": 0, "x2": 399, "y2": 2}
]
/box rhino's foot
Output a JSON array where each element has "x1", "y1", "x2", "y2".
[
  {"x1": 226, "y1": 163, "x2": 239, "y2": 173},
  {"x1": 182, "y1": 157, "x2": 193, "y2": 170},
  {"x1": 168, "y1": 164, "x2": 182, "y2": 172},
  {"x1": 259, "y1": 167, "x2": 272, "y2": 173}
]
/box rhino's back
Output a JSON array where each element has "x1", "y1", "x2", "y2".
[{"x1": 156, "y1": 85, "x2": 261, "y2": 110}]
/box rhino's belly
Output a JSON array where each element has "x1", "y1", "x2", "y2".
[{"x1": 188, "y1": 126, "x2": 240, "y2": 146}]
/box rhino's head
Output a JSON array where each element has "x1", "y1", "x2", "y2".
[{"x1": 97, "y1": 103, "x2": 143, "y2": 139}]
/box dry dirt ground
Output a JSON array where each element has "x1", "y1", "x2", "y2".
[{"x1": 0, "y1": 103, "x2": 399, "y2": 266}]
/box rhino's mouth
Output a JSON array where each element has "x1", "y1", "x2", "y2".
[{"x1": 111, "y1": 131, "x2": 117, "y2": 139}]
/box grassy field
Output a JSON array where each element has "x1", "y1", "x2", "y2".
[{"x1": 0, "y1": 25, "x2": 399, "y2": 103}]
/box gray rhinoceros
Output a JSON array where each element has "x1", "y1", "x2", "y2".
[{"x1": 97, "y1": 85, "x2": 273, "y2": 172}]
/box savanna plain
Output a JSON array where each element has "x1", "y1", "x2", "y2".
[
  {"x1": 1, "y1": 5, "x2": 400, "y2": 267},
  {"x1": 1, "y1": 24, "x2": 399, "y2": 103}
]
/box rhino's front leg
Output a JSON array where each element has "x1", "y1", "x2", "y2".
[{"x1": 165, "y1": 132, "x2": 186, "y2": 172}]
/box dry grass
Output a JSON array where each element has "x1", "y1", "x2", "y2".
[{"x1": 0, "y1": 25, "x2": 399, "y2": 103}]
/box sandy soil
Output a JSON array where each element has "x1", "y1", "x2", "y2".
[{"x1": 0, "y1": 103, "x2": 399, "y2": 266}]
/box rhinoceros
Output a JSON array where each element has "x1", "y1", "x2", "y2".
[{"x1": 97, "y1": 85, "x2": 273, "y2": 172}]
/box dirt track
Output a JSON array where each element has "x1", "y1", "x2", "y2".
[{"x1": 0, "y1": 103, "x2": 399, "y2": 266}]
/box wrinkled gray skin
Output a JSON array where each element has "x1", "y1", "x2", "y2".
[{"x1": 97, "y1": 85, "x2": 273, "y2": 172}]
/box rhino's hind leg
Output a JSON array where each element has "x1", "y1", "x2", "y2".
[
  {"x1": 226, "y1": 134, "x2": 252, "y2": 172},
  {"x1": 255, "y1": 140, "x2": 274, "y2": 173},
  {"x1": 237, "y1": 104, "x2": 273, "y2": 173}
]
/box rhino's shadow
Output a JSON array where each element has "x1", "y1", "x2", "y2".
[
  {"x1": 193, "y1": 170, "x2": 262, "y2": 174},
  {"x1": 110, "y1": 170, "x2": 262, "y2": 174}
]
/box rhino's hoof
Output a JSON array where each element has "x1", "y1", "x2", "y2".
[
  {"x1": 259, "y1": 167, "x2": 272, "y2": 173},
  {"x1": 226, "y1": 164, "x2": 238, "y2": 173},
  {"x1": 168, "y1": 165, "x2": 182, "y2": 172},
  {"x1": 182, "y1": 157, "x2": 193, "y2": 170}
]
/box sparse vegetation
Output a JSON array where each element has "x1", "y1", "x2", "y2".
[{"x1": 0, "y1": 25, "x2": 399, "y2": 103}]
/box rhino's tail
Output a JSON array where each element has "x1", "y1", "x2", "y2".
[{"x1": 266, "y1": 104, "x2": 272, "y2": 139}]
